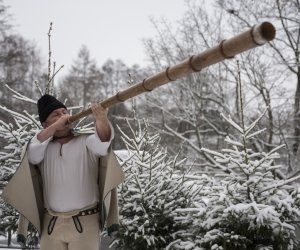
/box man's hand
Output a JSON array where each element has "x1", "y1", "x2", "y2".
[
  {"x1": 52, "y1": 114, "x2": 70, "y2": 131},
  {"x1": 90, "y1": 103, "x2": 108, "y2": 121},
  {"x1": 37, "y1": 114, "x2": 71, "y2": 143},
  {"x1": 90, "y1": 103, "x2": 111, "y2": 142}
]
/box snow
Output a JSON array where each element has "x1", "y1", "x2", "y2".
[
  {"x1": 0, "y1": 235, "x2": 26, "y2": 249},
  {"x1": 2, "y1": 81, "x2": 300, "y2": 249}
]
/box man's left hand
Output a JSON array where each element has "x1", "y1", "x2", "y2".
[{"x1": 90, "y1": 103, "x2": 111, "y2": 142}]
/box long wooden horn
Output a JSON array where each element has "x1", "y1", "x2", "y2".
[{"x1": 68, "y1": 22, "x2": 275, "y2": 123}]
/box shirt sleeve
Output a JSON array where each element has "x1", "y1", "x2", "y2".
[
  {"x1": 27, "y1": 133, "x2": 53, "y2": 165},
  {"x1": 86, "y1": 121, "x2": 114, "y2": 157}
]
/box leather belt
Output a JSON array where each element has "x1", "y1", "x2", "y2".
[
  {"x1": 77, "y1": 206, "x2": 100, "y2": 216},
  {"x1": 47, "y1": 205, "x2": 100, "y2": 235}
]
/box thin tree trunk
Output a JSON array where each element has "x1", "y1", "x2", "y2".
[
  {"x1": 7, "y1": 230, "x2": 11, "y2": 246},
  {"x1": 293, "y1": 71, "x2": 300, "y2": 154}
]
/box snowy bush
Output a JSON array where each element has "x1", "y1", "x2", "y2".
[
  {"x1": 111, "y1": 117, "x2": 197, "y2": 250},
  {"x1": 0, "y1": 89, "x2": 42, "y2": 245},
  {"x1": 0, "y1": 105, "x2": 41, "y2": 180},
  {"x1": 175, "y1": 109, "x2": 300, "y2": 250}
]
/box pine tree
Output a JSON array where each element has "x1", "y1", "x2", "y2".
[
  {"x1": 111, "y1": 111, "x2": 197, "y2": 250},
  {"x1": 175, "y1": 66, "x2": 300, "y2": 250},
  {"x1": 197, "y1": 110, "x2": 300, "y2": 249}
]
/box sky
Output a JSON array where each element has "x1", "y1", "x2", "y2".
[{"x1": 6, "y1": 0, "x2": 187, "y2": 75}]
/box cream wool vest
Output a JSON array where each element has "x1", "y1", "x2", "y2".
[{"x1": 1, "y1": 137, "x2": 125, "y2": 241}]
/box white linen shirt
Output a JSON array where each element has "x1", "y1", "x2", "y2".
[{"x1": 27, "y1": 127, "x2": 114, "y2": 213}]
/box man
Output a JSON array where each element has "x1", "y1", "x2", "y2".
[{"x1": 2, "y1": 94, "x2": 125, "y2": 250}]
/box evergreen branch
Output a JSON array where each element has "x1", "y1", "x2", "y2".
[
  {"x1": 0, "y1": 106, "x2": 31, "y2": 122},
  {"x1": 4, "y1": 84, "x2": 36, "y2": 104},
  {"x1": 224, "y1": 136, "x2": 244, "y2": 147},
  {"x1": 170, "y1": 150, "x2": 182, "y2": 178},
  {"x1": 23, "y1": 111, "x2": 41, "y2": 129},
  {"x1": 148, "y1": 153, "x2": 153, "y2": 180},
  {"x1": 228, "y1": 157, "x2": 249, "y2": 176},
  {"x1": 237, "y1": 60, "x2": 245, "y2": 132},
  {"x1": 203, "y1": 116, "x2": 227, "y2": 137},
  {"x1": 201, "y1": 147, "x2": 227, "y2": 159},
  {"x1": 165, "y1": 239, "x2": 181, "y2": 250},
  {"x1": 245, "y1": 128, "x2": 267, "y2": 140},
  {"x1": 118, "y1": 123, "x2": 135, "y2": 147},
  {"x1": 236, "y1": 60, "x2": 250, "y2": 170},
  {"x1": 259, "y1": 174, "x2": 300, "y2": 194},
  {"x1": 73, "y1": 117, "x2": 89, "y2": 129},
  {"x1": 244, "y1": 108, "x2": 268, "y2": 137},
  {"x1": 47, "y1": 22, "x2": 53, "y2": 83},
  {"x1": 220, "y1": 113, "x2": 243, "y2": 134},
  {"x1": 47, "y1": 64, "x2": 64, "y2": 87},
  {"x1": 267, "y1": 144, "x2": 286, "y2": 156},
  {"x1": 50, "y1": 61, "x2": 56, "y2": 91},
  {"x1": 116, "y1": 151, "x2": 136, "y2": 168},
  {"x1": 252, "y1": 144, "x2": 285, "y2": 172},
  {"x1": 34, "y1": 80, "x2": 43, "y2": 96},
  {"x1": 1, "y1": 123, "x2": 23, "y2": 150}
]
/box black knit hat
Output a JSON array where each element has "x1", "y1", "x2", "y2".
[{"x1": 37, "y1": 94, "x2": 67, "y2": 123}]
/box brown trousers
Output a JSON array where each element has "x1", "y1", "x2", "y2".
[{"x1": 40, "y1": 212, "x2": 100, "y2": 250}]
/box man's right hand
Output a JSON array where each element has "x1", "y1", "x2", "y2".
[
  {"x1": 37, "y1": 114, "x2": 71, "y2": 143},
  {"x1": 52, "y1": 114, "x2": 70, "y2": 131}
]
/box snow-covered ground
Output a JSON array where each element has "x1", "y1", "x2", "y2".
[{"x1": 0, "y1": 235, "x2": 24, "y2": 249}]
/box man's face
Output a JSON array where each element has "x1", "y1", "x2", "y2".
[{"x1": 42, "y1": 108, "x2": 68, "y2": 128}]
